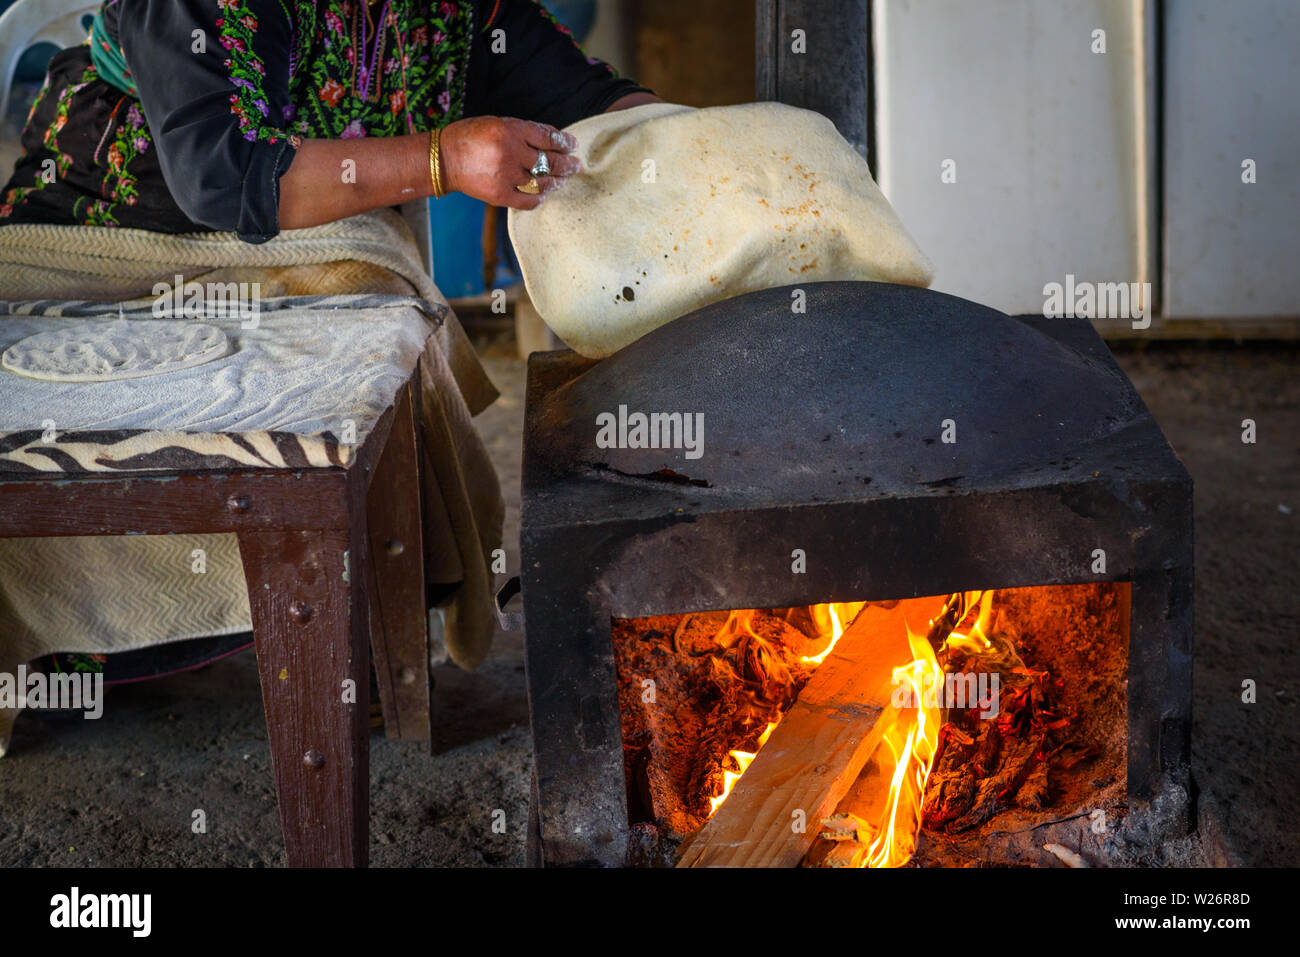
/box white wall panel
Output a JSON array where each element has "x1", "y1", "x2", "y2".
[
  {"x1": 873, "y1": 0, "x2": 1153, "y2": 316},
  {"x1": 1163, "y1": 0, "x2": 1300, "y2": 319}
]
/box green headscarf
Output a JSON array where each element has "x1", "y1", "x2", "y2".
[{"x1": 87, "y1": 8, "x2": 137, "y2": 97}]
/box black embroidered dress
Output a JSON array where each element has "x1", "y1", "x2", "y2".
[{"x1": 0, "y1": 0, "x2": 645, "y2": 242}]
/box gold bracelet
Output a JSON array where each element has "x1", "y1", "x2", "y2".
[{"x1": 428, "y1": 127, "x2": 445, "y2": 199}]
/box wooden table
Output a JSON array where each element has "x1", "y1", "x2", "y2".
[{"x1": 0, "y1": 370, "x2": 431, "y2": 867}]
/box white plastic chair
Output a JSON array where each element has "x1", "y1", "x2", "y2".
[
  {"x1": 0, "y1": 0, "x2": 433, "y2": 276},
  {"x1": 0, "y1": 0, "x2": 94, "y2": 120}
]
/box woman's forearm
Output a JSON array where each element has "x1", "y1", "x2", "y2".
[
  {"x1": 278, "y1": 134, "x2": 432, "y2": 230},
  {"x1": 275, "y1": 96, "x2": 656, "y2": 229},
  {"x1": 277, "y1": 116, "x2": 582, "y2": 226}
]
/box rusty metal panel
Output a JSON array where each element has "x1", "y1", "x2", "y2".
[{"x1": 755, "y1": 0, "x2": 870, "y2": 160}]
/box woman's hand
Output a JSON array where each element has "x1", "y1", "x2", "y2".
[{"x1": 440, "y1": 116, "x2": 581, "y2": 210}]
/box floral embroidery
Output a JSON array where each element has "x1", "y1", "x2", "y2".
[
  {"x1": 209, "y1": 1, "x2": 473, "y2": 144},
  {"x1": 91, "y1": 97, "x2": 153, "y2": 220},
  {"x1": 217, "y1": 0, "x2": 297, "y2": 145},
  {"x1": 2, "y1": 2, "x2": 481, "y2": 226},
  {"x1": 289, "y1": 0, "x2": 473, "y2": 139},
  {"x1": 2, "y1": 1, "x2": 625, "y2": 232},
  {"x1": 525, "y1": 0, "x2": 616, "y2": 76},
  {"x1": 0, "y1": 64, "x2": 94, "y2": 221}
]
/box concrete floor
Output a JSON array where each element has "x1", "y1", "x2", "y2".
[{"x1": 0, "y1": 337, "x2": 1295, "y2": 867}]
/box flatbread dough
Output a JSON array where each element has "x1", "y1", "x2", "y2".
[
  {"x1": 2, "y1": 319, "x2": 229, "y2": 382},
  {"x1": 508, "y1": 101, "x2": 935, "y2": 358}
]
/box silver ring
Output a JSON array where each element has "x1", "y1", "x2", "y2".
[{"x1": 530, "y1": 150, "x2": 550, "y2": 177}]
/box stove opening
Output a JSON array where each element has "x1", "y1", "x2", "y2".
[{"x1": 612, "y1": 582, "x2": 1130, "y2": 867}]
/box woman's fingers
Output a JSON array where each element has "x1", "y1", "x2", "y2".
[
  {"x1": 501, "y1": 174, "x2": 571, "y2": 210},
  {"x1": 512, "y1": 144, "x2": 582, "y2": 180},
  {"x1": 532, "y1": 175, "x2": 570, "y2": 195},
  {"x1": 519, "y1": 120, "x2": 577, "y2": 153},
  {"x1": 502, "y1": 182, "x2": 563, "y2": 210},
  {"x1": 439, "y1": 116, "x2": 579, "y2": 209},
  {"x1": 541, "y1": 152, "x2": 582, "y2": 177},
  {"x1": 504, "y1": 190, "x2": 543, "y2": 211}
]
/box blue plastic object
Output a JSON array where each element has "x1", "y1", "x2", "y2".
[{"x1": 428, "y1": 0, "x2": 596, "y2": 297}]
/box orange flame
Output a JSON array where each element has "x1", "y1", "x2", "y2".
[
  {"x1": 862, "y1": 621, "x2": 944, "y2": 867},
  {"x1": 708, "y1": 720, "x2": 778, "y2": 815},
  {"x1": 802, "y1": 602, "x2": 868, "y2": 665},
  {"x1": 695, "y1": 591, "x2": 1032, "y2": 867},
  {"x1": 704, "y1": 601, "x2": 867, "y2": 817}
]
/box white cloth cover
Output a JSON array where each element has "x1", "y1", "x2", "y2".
[
  {"x1": 0, "y1": 306, "x2": 428, "y2": 470},
  {"x1": 508, "y1": 102, "x2": 935, "y2": 358}
]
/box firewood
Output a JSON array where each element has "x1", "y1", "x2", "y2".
[
  {"x1": 821, "y1": 841, "x2": 867, "y2": 868},
  {"x1": 819, "y1": 812, "x2": 873, "y2": 843},
  {"x1": 800, "y1": 841, "x2": 834, "y2": 868},
  {"x1": 924, "y1": 591, "x2": 972, "y2": 652},
  {"x1": 1043, "y1": 843, "x2": 1090, "y2": 868},
  {"x1": 676, "y1": 596, "x2": 948, "y2": 867}
]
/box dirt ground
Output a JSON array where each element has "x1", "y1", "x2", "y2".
[{"x1": 0, "y1": 335, "x2": 1295, "y2": 868}]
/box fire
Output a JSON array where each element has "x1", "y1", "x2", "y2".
[
  {"x1": 702, "y1": 592, "x2": 1024, "y2": 868},
  {"x1": 703, "y1": 600, "x2": 868, "y2": 816},
  {"x1": 855, "y1": 593, "x2": 1007, "y2": 867},
  {"x1": 709, "y1": 720, "x2": 778, "y2": 815},
  {"x1": 802, "y1": 601, "x2": 868, "y2": 665},
  {"x1": 861, "y1": 621, "x2": 944, "y2": 867}
]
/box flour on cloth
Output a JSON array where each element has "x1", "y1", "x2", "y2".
[
  {"x1": 508, "y1": 102, "x2": 935, "y2": 358},
  {"x1": 0, "y1": 304, "x2": 428, "y2": 470},
  {"x1": 2, "y1": 319, "x2": 228, "y2": 382}
]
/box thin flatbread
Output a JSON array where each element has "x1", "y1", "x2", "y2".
[
  {"x1": 508, "y1": 101, "x2": 935, "y2": 358},
  {"x1": 2, "y1": 319, "x2": 229, "y2": 382}
]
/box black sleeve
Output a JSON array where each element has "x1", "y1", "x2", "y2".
[
  {"x1": 464, "y1": 0, "x2": 653, "y2": 129},
  {"x1": 116, "y1": 0, "x2": 300, "y2": 243}
]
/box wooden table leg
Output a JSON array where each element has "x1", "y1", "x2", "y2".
[
  {"x1": 366, "y1": 382, "x2": 431, "y2": 742},
  {"x1": 239, "y1": 527, "x2": 370, "y2": 867}
]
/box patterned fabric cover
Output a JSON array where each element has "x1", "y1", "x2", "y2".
[{"x1": 0, "y1": 294, "x2": 435, "y2": 473}]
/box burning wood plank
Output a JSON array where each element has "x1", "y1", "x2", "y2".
[
  {"x1": 676, "y1": 596, "x2": 947, "y2": 868},
  {"x1": 819, "y1": 812, "x2": 873, "y2": 843},
  {"x1": 821, "y1": 841, "x2": 868, "y2": 868}
]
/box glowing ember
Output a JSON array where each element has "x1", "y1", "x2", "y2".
[
  {"x1": 693, "y1": 588, "x2": 1079, "y2": 869},
  {"x1": 704, "y1": 591, "x2": 1039, "y2": 868}
]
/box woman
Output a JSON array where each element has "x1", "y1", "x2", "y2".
[
  {"x1": 0, "y1": 0, "x2": 658, "y2": 697},
  {"x1": 1, "y1": 0, "x2": 659, "y2": 237}
]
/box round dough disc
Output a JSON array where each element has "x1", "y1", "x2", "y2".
[{"x1": 2, "y1": 319, "x2": 229, "y2": 382}]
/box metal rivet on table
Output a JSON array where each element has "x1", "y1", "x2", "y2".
[
  {"x1": 386, "y1": 539, "x2": 404, "y2": 557},
  {"x1": 398, "y1": 666, "x2": 416, "y2": 685},
  {"x1": 289, "y1": 600, "x2": 312, "y2": 624},
  {"x1": 303, "y1": 749, "x2": 325, "y2": 770},
  {"x1": 226, "y1": 494, "x2": 250, "y2": 512}
]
